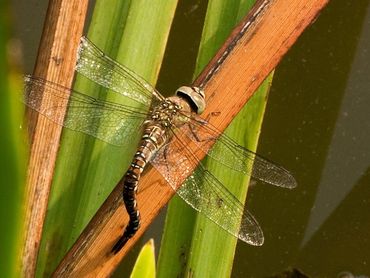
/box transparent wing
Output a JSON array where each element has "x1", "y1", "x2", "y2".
[
  {"x1": 177, "y1": 112, "x2": 297, "y2": 189},
  {"x1": 76, "y1": 36, "x2": 164, "y2": 107},
  {"x1": 151, "y1": 131, "x2": 264, "y2": 246},
  {"x1": 23, "y1": 76, "x2": 148, "y2": 146}
]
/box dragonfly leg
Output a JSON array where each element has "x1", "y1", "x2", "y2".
[
  {"x1": 188, "y1": 112, "x2": 221, "y2": 142},
  {"x1": 189, "y1": 122, "x2": 216, "y2": 143}
]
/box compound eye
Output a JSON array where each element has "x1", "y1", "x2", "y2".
[{"x1": 175, "y1": 86, "x2": 206, "y2": 114}]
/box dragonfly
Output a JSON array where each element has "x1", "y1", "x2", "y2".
[{"x1": 24, "y1": 36, "x2": 297, "y2": 254}]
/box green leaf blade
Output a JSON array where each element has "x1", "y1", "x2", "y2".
[
  {"x1": 36, "y1": 1, "x2": 178, "y2": 276},
  {"x1": 0, "y1": 3, "x2": 27, "y2": 276},
  {"x1": 158, "y1": 0, "x2": 273, "y2": 276}
]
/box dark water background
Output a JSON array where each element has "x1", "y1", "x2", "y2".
[{"x1": 13, "y1": 0, "x2": 370, "y2": 277}]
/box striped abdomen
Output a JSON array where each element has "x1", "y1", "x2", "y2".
[{"x1": 112, "y1": 123, "x2": 167, "y2": 253}]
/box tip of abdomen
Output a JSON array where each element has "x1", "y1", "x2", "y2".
[{"x1": 111, "y1": 234, "x2": 130, "y2": 254}]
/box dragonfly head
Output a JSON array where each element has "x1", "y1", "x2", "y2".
[{"x1": 176, "y1": 86, "x2": 205, "y2": 114}]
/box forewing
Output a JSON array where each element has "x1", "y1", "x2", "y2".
[
  {"x1": 178, "y1": 112, "x2": 297, "y2": 189},
  {"x1": 23, "y1": 76, "x2": 148, "y2": 146},
  {"x1": 76, "y1": 37, "x2": 164, "y2": 107},
  {"x1": 151, "y1": 131, "x2": 264, "y2": 246}
]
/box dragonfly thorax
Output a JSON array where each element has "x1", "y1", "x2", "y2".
[{"x1": 150, "y1": 98, "x2": 190, "y2": 128}]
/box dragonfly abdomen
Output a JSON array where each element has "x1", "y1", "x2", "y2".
[{"x1": 112, "y1": 123, "x2": 168, "y2": 253}]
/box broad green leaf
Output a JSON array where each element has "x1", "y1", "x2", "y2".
[
  {"x1": 36, "y1": 1, "x2": 178, "y2": 276},
  {"x1": 158, "y1": 0, "x2": 273, "y2": 276},
  {"x1": 0, "y1": 2, "x2": 27, "y2": 276}
]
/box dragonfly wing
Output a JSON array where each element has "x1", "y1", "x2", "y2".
[
  {"x1": 177, "y1": 112, "x2": 297, "y2": 189},
  {"x1": 76, "y1": 37, "x2": 164, "y2": 107},
  {"x1": 151, "y1": 131, "x2": 264, "y2": 246},
  {"x1": 24, "y1": 76, "x2": 148, "y2": 146}
]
